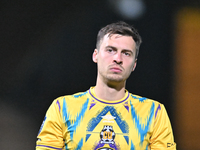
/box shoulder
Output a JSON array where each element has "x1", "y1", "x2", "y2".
[
  {"x1": 52, "y1": 90, "x2": 89, "y2": 107},
  {"x1": 128, "y1": 93, "x2": 167, "y2": 122},
  {"x1": 129, "y1": 93, "x2": 161, "y2": 105},
  {"x1": 128, "y1": 93, "x2": 164, "y2": 114}
]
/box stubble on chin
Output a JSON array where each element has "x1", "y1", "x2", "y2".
[{"x1": 105, "y1": 74, "x2": 124, "y2": 83}]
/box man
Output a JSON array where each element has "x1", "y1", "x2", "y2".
[{"x1": 36, "y1": 21, "x2": 176, "y2": 150}]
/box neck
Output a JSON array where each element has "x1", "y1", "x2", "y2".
[{"x1": 95, "y1": 77, "x2": 126, "y2": 101}]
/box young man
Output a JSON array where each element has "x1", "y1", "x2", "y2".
[{"x1": 36, "y1": 21, "x2": 176, "y2": 150}]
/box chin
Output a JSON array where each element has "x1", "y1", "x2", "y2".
[{"x1": 106, "y1": 75, "x2": 124, "y2": 82}]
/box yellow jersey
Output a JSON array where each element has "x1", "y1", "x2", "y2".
[{"x1": 36, "y1": 87, "x2": 176, "y2": 150}]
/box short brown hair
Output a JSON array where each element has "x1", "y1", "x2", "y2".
[{"x1": 96, "y1": 21, "x2": 142, "y2": 59}]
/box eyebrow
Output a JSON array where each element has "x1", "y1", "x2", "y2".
[{"x1": 105, "y1": 46, "x2": 134, "y2": 54}]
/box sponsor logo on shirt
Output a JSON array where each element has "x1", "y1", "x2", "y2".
[{"x1": 101, "y1": 114, "x2": 116, "y2": 123}]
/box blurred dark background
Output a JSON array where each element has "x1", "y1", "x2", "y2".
[{"x1": 1, "y1": 0, "x2": 200, "y2": 149}]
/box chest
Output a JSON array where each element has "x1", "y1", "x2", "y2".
[{"x1": 62, "y1": 104, "x2": 154, "y2": 150}]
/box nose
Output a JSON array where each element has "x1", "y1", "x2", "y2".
[{"x1": 113, "y1": 52, "x2": 123, "y2": 64}]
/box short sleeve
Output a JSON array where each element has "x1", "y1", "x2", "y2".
[
  {"x1": 149, "y1": 104, "x2": 176, "y2": 150},
  {"x1": 36, "y1": 100, "x2": 64, "y2": 150}
]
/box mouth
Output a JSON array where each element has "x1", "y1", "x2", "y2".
[{"x1": 109, "y1": 66, "x2": 123, "y2": 73}]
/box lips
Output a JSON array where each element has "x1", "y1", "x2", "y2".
[{"x1": 109, "y1": 66, "x2": 123, "y2": 73}]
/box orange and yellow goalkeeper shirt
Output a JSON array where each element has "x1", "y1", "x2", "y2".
[{"x1": 36, "y1": 87, "x2": 176, "y2": 150}]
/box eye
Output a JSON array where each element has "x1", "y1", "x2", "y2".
[
  {"x1": 106, "y1": 48, "x2": 115, "y2": 53},
  {"x1": 108, "y1": 49, "x2": 113, "y2": 52},
  {"x1": 123, "y1": 51, "x2": 131, "y2": 56}
]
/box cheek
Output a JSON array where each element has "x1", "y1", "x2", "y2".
[
  {"x1": 97, "y1": 57, "x2": 106, "y2": 68},
  {"x1": 99, "y1": 54, "x2": 111, "y2": 64},
  {"x1": 127, "y1": 62, "x2": 135, "y2": 72},
  {"x1": 131, "y1": 63, "x2": 135, "y2": 70}
]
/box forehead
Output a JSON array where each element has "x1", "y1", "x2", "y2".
[{"x1": 100, "y1": 34, "x2": 136, "y2": 51}]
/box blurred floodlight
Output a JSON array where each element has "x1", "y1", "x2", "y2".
[{"x1": 108, "y1": 0, "x2": 146, "y2": 20}]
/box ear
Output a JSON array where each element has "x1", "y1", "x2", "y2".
[
  {"x1": 132, "y1": 59, "x2": 137, "y2": 71},
  {"x1": 92, "y1": 49, "x2": 98, "y2": 63}
]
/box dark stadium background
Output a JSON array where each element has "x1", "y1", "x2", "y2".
[{"x1": 0, "y1": 0, "x2": 199, "y2": 149}]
